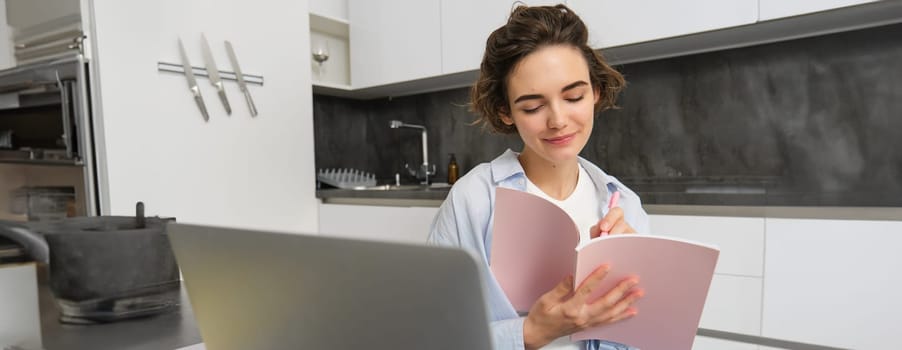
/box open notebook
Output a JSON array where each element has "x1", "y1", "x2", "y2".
[{"x1": 491, "y1": 187, "x2": 719, "y2": 349}]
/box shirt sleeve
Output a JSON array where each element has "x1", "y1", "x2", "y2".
[
  {"x1": 490, "y1": 317, "x2": 526, "y2": 350},
  {"x1": 428, "y1": 187, "x2": 529, "y2": 350}
]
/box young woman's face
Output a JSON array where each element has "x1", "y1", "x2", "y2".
[{"x1": 501, "y1": 45, "x2": 600, "y2": 166}]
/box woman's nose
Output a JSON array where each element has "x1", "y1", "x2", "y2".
[{"x1": 546, "y1": 102, "x2": 567, "y2": 129}]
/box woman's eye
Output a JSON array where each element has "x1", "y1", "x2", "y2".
[
  {"x1": 566, "y1": 95, "x2": 585, "y2": 103},
  {"x1": 523, "y1": 105, "x2": 542, "y2": 114}
]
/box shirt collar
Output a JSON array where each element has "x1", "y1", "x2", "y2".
[
  {"x1": 489, "y1": 148, "x2": 622, "y2": 193},
  {"x1": 489, "y1": 149, "x2": 524, "y2": 183}
]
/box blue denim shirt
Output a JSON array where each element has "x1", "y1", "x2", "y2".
[{"x1": 427, "y1": 149, "x2": 650, "y2": 350}]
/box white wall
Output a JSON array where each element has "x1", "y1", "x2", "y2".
[{"x1": 88, "y1": 0, "x2": 318, "y2": 233}]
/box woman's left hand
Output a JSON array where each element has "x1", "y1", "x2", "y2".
[{"x1": 590, "y1": 207, "x2": 635, "y2": 238}]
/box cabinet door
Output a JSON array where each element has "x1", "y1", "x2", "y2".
[
  {"x1": 650, "y1": 215, "x2": 765, "y2": 277},
  {"x1": 309, "y1": 0, "x2": 348, "y2": 21},
  {"x1": 762, "y1": 218, "x2": 902, "y2": 349},
  {"x1": 440, "y1": 0, "x2": 559, "y2": 75},
  {"x1": 650, "y1": 215, "x2": 764, "y2": 338},
  {"x1": 759, "y1": 0, "x2": 879, "y2": 21},
  {"x1": 348, "y1": 0, "x2": 442, "y2": 88},
  {"x1": 567, "y1": 0, "x2": 757, "y2": 49},
  {"x1": 319, "y1": 203, "x2": 439, "y2": 244}
]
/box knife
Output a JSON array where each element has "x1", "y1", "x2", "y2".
[
  {"x1": 177, "y1": 38, "x2": 209, "y2": 121},
  {"x1": 200, "y1": 33, "x2": 231, "y2": 115},
  {"x1": 224, "y1": 40, "x2": 258, "y2": 117}
]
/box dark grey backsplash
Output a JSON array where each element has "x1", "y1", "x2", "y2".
[{"x1": 314, "y1": 23, "x2": 902, "y2": 206}]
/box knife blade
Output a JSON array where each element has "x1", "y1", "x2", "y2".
[
  {"x1": 224, "y1": 40, "x2": 258, "y2": 117},
  {"x1": 200, "y1": 34, "x2": 232, "y2": 115},
  {"x1": 177, "y1": 38, "x2": 209, "y2": 121}
]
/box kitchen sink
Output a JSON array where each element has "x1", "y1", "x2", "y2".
[{"x1": 352, "y1": 183, "x2": 451, "y2": 191}]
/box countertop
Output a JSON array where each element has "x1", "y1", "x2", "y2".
[
  {"x1": 317, "y1": 184, "x2": 902, "y2": 221},
  {"x1": 39, "y1": 281, "x2": 201, "y2": 350}
]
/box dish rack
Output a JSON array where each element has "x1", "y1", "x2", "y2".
[{"x1": 317, "y1": 168, "x2": 377, "y2": 189}]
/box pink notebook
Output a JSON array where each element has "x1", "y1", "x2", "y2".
[{"x1": 490, "y1": 187, "x2": 719, "y2": 350}]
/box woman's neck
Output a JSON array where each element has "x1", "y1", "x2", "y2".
[{"x1": 518, "y1": 150, "x2": 580, "y2": 201}]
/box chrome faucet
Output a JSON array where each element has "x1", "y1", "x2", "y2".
[{"x1": 390, "y1": 120, "x2": 435, "y2": 185}]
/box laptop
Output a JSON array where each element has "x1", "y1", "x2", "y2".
[{"x1": 167, "y1": 223, "x2": 492, "y2": 350}]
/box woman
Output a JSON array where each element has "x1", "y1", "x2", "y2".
[{"x1": 427, "y1": 4, "x2": 649, "y2": 350}]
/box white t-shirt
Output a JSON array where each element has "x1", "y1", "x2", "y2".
[
  {"x1": 524, "y1": 164, "x2": 602, "y2": 350},
  {"x1": 524, "y1": 164, "x2": 601, "y2": 246}
]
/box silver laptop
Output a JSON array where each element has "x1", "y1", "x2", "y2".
[{"x1": 167, "y1": 223, "x2": 492, "y2": 350}]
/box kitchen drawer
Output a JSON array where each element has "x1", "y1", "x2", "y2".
[
  {"x1": 762, "y1": 218, "x2": 902, "y2": 349},
  {"x1": 319, "y1": 203, "x2": 438, "y2": 244},
  {"x1": 650, "y1": 215, "x2": 764, "y2": 277},
  {"x1": 698, "y1": 274, "x2": 762, "y2": 335},
  {"x1": 693, "y1": 336, "x2": 758, "y2": 350}
]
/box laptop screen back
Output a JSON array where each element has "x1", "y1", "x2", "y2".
[{"x1": 167, "y1": 223, "x2": 492, "y2": 350}]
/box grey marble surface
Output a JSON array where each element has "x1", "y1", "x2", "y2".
[{"x1": 314, "y1": 23, "x2": 902, "y2": 207}]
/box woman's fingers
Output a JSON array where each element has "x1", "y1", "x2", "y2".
[
  {"x1": 585, "y1": 277, "x2": 640, "y2": 314},
  {"x1": 590, "y1": 286, "x2": 643, "y2": 323},
  {"x1": 570, "y1": 264, "x2": 611, "y2": 304},
  {"x1": 608, "y1": 220, "x2": 635, "y2": 235},
  {"x1": 593, "y1": 207, "x2": 632, "y2": 238},
  {"x1": 545, "y1": 275, "x2": 575, "y2": 302}
]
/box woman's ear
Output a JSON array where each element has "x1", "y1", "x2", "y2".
[
  {"x1": 593, "y1": 86, "x2": 601, "y2": 105},
  {"x1": 499, "y1": 106, "x2": 514, "y2": 126},
  {"x1": 500, "y1": 112, "x2": 514, "y2": 126}
]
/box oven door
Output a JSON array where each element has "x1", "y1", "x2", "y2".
[{"x1": 0, "y1": 55, "x2": 99, "y2": 220}]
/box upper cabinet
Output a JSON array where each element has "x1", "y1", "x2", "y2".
[
  {"x1": 759, "y1": 0, "x2": 880, "y2": 21},
  {"x1": 440, "y1": 0, "x2": 560, "y2": 75},
  {"x1": 309, "y1": 0, "x2": 348, "y2": 21},
  {"x1": 568, "y1": 0, "x2": 758, "y2": 49},
  {"x1": 348, "y1": 0, "x2": 442, "y2": 88},
  {"x1": 309, "y1": 0, "x2": 351, "y2": 88},
  {"x1": 328, "y1": 0, "x2": 898, "y2": 97}
]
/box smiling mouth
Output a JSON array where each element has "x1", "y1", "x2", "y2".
[{"x1": 544, "y1": 133, "x2": 576, "y2": 145}]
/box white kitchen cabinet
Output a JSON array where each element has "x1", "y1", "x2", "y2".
[
  {"x1": 649, "y1": 215, "x2": 764, "y2": 339},
  {"x1": 348, "y1": 0, "x2": 442, "y2": 88},
  {"x1": 319, "y1": 203, "x2": 439, "y2": 244},
  {"x1": 762, "y1": 218, "x2": 902, "y2": 349},
  {"x1": 89, "y1": 0, "x2": 318, "y2": 233},
  {"x1": 309, "y1": 0, "x2": 348, "y2": 22},
  {"x1": 439, "y1": 0, "x2": 560, "y2": 75},
  {"x1": 649, "y1": 215, "x2": 765, "y2": 277},
  {"x1": 699, "y1": 274, "x2": 762, "y2": 335},
  {"x1": 560, "y1": 0, "x2": 758, "y2": 48},
  {"x1": 692, "y1": 337, "x2": 758, "y2": 350},
  {"x1": 759, "y1": 0, "x2": 879, "y2": 21}
]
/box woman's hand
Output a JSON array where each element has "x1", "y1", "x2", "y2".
[
  {"x1": 522, "y1": 265, "x2": 644, "y2": 350},
  {"x1": 591, "y1": 207, "x2": 636, "y2": 238}
]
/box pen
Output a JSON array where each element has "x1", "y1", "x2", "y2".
[{"x1": 600, "y1": 190, "x2": 620, "y2": 236}]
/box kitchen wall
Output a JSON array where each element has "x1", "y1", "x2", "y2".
[
  {"x1": 313, "y1": 23, "x2": 902, "y2": 206},
  {"x1": 90, "y1": 0, "x2": 318, "y2": 232}
]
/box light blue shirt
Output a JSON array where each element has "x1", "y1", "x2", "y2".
[{"x1": 427, "y1": 149, "x2": 650, "y2": 350}]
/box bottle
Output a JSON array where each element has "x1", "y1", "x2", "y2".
[{"x1": 447, "y1": 153, "x2": 459, "y2": 185}]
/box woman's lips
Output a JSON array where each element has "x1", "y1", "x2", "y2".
[{"x1": 544, "y1": 133, "x2": 576, "y2": 145}]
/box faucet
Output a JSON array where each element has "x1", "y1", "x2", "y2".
[{"x1": 390, "y1": 120, "x2": 435, "y2": 185}]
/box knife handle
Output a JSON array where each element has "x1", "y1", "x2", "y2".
[
  {"x1": 195, "y1": 95, "x2": 210, "y2": 122},
  {"x1": 217, "y1": 88, "x2": 232, "y2": 115},
  {"x1": 243, "y1": 89, "x2": 257, "y2": 117}
]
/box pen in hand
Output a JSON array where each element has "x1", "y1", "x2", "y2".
[{"x1": 599, "y1": 190, "x2": 620, "y2": 236}]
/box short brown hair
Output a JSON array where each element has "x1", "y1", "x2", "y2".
[{"x1": 471, "y1": 4, "x2": 625, "y2": 134}]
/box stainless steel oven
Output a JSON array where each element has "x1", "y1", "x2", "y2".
[{"x1": 0, "y1": 54, "x2": 99, "y2": 221}]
